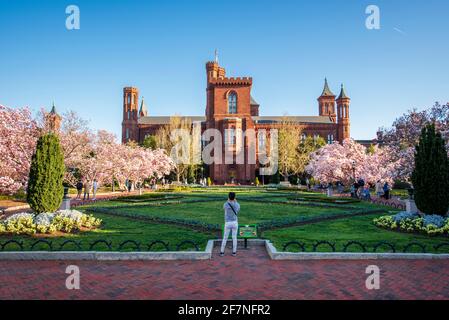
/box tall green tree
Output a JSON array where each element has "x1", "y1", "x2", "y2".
[
  {"x1": 27, "y1": 133, "x2": 65, "y2": 213},
  {"x1": 141, "y1": 135, "x2": 157, "y2": 149},
  {"x1": 411, "y1": 124, "x2": 449, "y2": 216}
]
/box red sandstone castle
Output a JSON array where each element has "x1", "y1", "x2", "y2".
[{"x1": 122, "y1": 59, "x2": 350, "y2": 184}]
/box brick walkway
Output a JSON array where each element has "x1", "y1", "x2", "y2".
[{"x1": 0, "y1": 245, "x2": 448, "y2": 300}]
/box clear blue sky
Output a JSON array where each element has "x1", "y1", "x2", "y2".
[{"x1": 1, "y1": 0, "x2": 448, "y2": 139}]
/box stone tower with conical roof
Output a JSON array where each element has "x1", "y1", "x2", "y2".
[
  {"x1": 317, "y1": 78, "x2": 337, "y2": 122},
  {"x1": 336, "y1": 84, "x2": 350, "y2": 141},
  {"x1": 122, "y1": 87, "x2": 139, "y2": 143},
  {"x1": 46, "y1": 102, "x2": 61, "y2": 132},
  {"x1": 139, "y1": 97, "x2": 148, "y2": 117}
]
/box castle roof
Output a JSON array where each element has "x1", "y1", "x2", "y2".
[
  {"x1": 50, "y1": 102, "x2": 57, "y2": 114},
  {"x1": 138, "y1": 116, "x2": 206, "y2": 125},
  {"x1": 139, "y1": 97, "x2": 148, "y2": 117},
  {"x1": 250, "y1": 96, "x2": 259, "y2": 105},
  {"x1": 320, "y1": 78, "x2": 335, "y2": 97},
  {"x1": 337, "y1": 84, "x2": 349, "y2": 100},
  {"x1": 252, "y1": 116, "x2": 334, "y2": 125},
  {"x1": 138, "y1": 115, "x2": 333, "y2": 125}
]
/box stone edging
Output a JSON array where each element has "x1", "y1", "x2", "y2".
[
  {"x1": 0, "y1": 239, "x2": 448, "y2": 260},
  {"x1": 0, "y1": 240, "x2": 215, "y2": 261},
  {"x1": 264, "y1": 240, "x2": 449, "y2": 260}
]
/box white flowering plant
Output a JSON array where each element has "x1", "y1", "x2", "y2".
[
  {"x1": 0, "y1": 210, "x2": 102, "y2": 235},
  {"x1": 374, "y1": 214, "x2": 449, "y2": 236}
]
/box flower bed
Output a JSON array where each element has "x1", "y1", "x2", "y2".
[
  {"x1": 373, "y1": 212, "x2": 449, "y2": 236},
  {"x1": 0, "y1": 210, "x2": 102, "y2": 235}
]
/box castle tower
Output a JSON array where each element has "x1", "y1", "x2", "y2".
[
  {"x1": 139, "y1": 97, "x2": 148, "y2": 117},
  {"x1": 45, "y1": 102, "x2": 62, "y2": 132},
  {"x1": 336, "y1": 84, "x2": 350, "y2": 141},
  {"x1": 204, "y1": 56, "x2": 255, "y2": 185},
  {"x1": 317, "y1": 78, "x2": 336, "y2": 122},
  {"x1": 122, "y1": 87, "x2": 139, "y2": 143}
]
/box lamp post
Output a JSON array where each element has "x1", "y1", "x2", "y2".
[{"x1": 351, "y1": 160, "x2": 356, "y2": 183}]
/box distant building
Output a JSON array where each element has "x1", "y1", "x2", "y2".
[{"x1": 122, "y1": 59, "x2": 351, "y2": 184}]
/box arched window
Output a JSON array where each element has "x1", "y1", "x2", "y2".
[{"x1": 228, "y1": 92, "x2": 237, "y2": 114}]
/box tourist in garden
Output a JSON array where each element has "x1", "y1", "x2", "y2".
[
  {"x1": 76, "y1": 180, "x2": 83, "y2": 200},
  {"x1": 327, "y1": 182, "x2": 333, "y2": 197},
  {"x1": 220, "y1": 192, "x2": 240, "y2": 257},
  {"x1": 92, "y1": 179, "x2": 98, "y2": 200},
  {"x1": 357, "y1": 177, "x2": 365, "y2": 198},
  {"x1": 362, "y1": 184, "x2": 371, "y2": 200},
  {"x1": 83, "y1": 180, "x2": 91, "y2": 200},
  {"x1": 383, "y1": 182, "x2": 391, "y2": 200},
  {"x1": 375, "y1": 180, "x2": 384, "y2": 198},
  {"x1": 350, "y1": 183, "x2": 357, "y2": 198}
]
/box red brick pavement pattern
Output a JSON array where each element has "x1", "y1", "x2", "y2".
[{"x1": 0, "y1": 246, "x2": 448, "y2": 300}]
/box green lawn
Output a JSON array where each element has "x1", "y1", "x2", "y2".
[
  {"x1": 88, "y1": 199, "x2": 350, "y2": 225},
  {"x1": 0, "y1": 213, "x2": 215, "y2": 251},
  {"x1": 2, "y1": 188, "x2": 447, "y2": 253},
  {"x1": 263, "y1": 213, "x2": 449, "y2": 253}
]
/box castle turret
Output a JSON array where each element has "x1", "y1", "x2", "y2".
[
  {"x1": 45, "y1": 102, "x2": 61, "y2": 132},
  {"x1": 122, "y1": 87, "x2": 139, "y2": 143},
  {"x1": 317, "y1": 78, "x2": 336, "y2": 122},
  {"x1": 336, "y1": 84, "x2": 350, "y2": 141},
  {"x1": 139, "y1": 97, "x2": 148, "y2": 117}
]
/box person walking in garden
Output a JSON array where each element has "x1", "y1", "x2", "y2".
[
  {"x1": 92, "y1": 179, "x2": 98, "y2": 200},
  {"x1": 220, "y1": 192, "x2": 240, "y2": 257},
  {"x1": 83, "y1": 180, "x2": 91, "y2": 200},
  {"x1": 76, "y1": 180, "x2": 83, "y2": 200},
  {"x1": 383, "y1": 182, "x2": 391, "y2": 200},
  {"x1": 375, "y1": 180, "x2": 384, "y2": 198},
  {"x1": 362, "y1": 184, "x2": 371, "y2": 200}
]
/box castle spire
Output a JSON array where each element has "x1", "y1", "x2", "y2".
[
  {"x1": 139, "y1": 97, "x2": 148, "y2": 117},
  {"x1": 321, "y1": 78, "x2": 334, "y2": 96},
  {"x1": 337, "y1": 83, "x2": 349, "y2": 99},
  {"x1": 50, "y1": 101, "x2": 56, "y2": 114},
  {"x1": 214, "y1": 49, "x2": 219, "y2": 64}
]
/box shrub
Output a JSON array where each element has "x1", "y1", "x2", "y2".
[
  {"x1": 0, "y1": 210, "x2": 102, "y2": 235},
  {"x1": 411, "y1": 124, "x2": 449, "y2": 216},
  {"x1": 26, "y1": 133, "x2": 65, "y2": 213},
  {"x1": 374, "y1": 214, "x2": 448, "y2": 236},
  {"x1": 392, "y1": 211, "x2": 420, "y2": 222},
  {"x1": 423, "y1": 214, "x2": 446, "y2": 228}
]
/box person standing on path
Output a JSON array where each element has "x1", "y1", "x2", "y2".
[
  {"x1": 92, "y1": 179, "x2": 98, "y2": 200},
  {"x1": 75, "y1": 180, "x2": 83, "y2": 200},
  {"x1": 383, "y1": 182, "x2": 391, "y2": 200},
  {"x1": 83, "y1": 180, "x2": 91, "y2": 200},
  {"x1": 375, "y1": 180, "x2": 384, "y2": 198},
  {"x1": 220, "y1": 192, "x2": 240, "y2": 257}
]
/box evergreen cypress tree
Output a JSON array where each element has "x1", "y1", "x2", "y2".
[
  {"x1": 27, "y1": 133, "x2": 65, "y2": 213},
  {"x1": 411, "y1": 124, "x2": 449, "y2": 216}
]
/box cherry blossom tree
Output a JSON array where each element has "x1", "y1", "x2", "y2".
[
  {"x1": 0, "y1": 105, "x2": 39, "y2": 194},
  {"x1": 377, "y1": 102, "x2": 449, "y2": 181},
  {"x1": 305, "y1": 139, "x2": 398, "y2": 185},
  {"x1": 0, "y1": 105, "x2": 174, "y2": 195}
]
